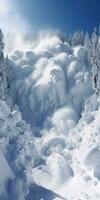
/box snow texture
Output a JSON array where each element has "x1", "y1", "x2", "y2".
[{"x1": 0, "y1": 29, "x2": 100, "y2": 200}]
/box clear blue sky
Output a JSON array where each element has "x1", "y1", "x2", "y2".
[{"x1": 17, "y1": 0, "x2": 100, "y2": 34}]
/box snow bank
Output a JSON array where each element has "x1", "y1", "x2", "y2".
[{"x1": 0, "y1": 98, "x2": 40, "y2": 199}]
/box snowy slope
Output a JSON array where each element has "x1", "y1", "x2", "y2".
[{"x1": 31, "y1": 94, "x2": 100, "y2": 200}]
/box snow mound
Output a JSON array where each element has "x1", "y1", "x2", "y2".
[{"x1": 32, "y1": 152, "x2": 74, "y2": 190}]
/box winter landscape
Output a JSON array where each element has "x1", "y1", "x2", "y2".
[{"x1": 0, "y1": 0, "x2": 100, "y2": 200}]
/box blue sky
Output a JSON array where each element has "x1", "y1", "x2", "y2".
[{"x1": 16, "y1": 0, "x2": 100, "y2": 34}]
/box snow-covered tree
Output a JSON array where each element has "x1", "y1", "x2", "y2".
[
  {"x1": 84, "y1": 32, "x2": 92, "y2": 66},
  {"x1": 57, "y1": 31, "x2": 67, "y2": 43},
  {"x1": 0, "y1": 29, "x2": 4, "y2": 54},
  {"x1": 72, "y1": 30, "x2": 84, "y2": 46},
  {"x1": 0, "y1": 29, "x2": 9, "y2": 98},
  {"x1": 84, "y1": 32, "x2": 91, "y2": 49},
  {"x1": 90, "y1": 28, "x2": 100, "y2": 93}
]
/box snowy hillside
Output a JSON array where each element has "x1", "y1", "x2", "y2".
[{"x1": 0, "y1": 29, "x2": 100, "y2": 200}]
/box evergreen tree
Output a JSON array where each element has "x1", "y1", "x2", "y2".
[
  {"x1": 0, "y1": 29, "x2": 4, "y2": 54},
  {"x1": 72, "y1": 30, "x2": 84, "y2": 46},
  {"x1": 84, "y1": 32, "x2": 92, "y2": 66},
  {"x1": 84, "y1": 32, "x2": 91, "y2": 49},
  {"x1": 0, "y1": 29, "x2": 8, "y2": 98},
  {"x1": 91, "y1": 28, "x2": 100, "y2": 93}
]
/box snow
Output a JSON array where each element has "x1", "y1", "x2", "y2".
[
  {"x1": 9, "y1": 33, "x2": 92, "y2": 134},
  {"x1": 51, "y1": 106, "x2": 78, "y2": 134},
  {"x1": 0, "y1": 30, "x2": 100, "y2": 199},
  {"x1": 0, "y1": 151, "x2": 14, "y2": 198},
  {"x1": 32, "y1": 152, "x2": 74, "y2": 190},
  {"x1": 73, "y1": 45, "x2": 87, "y2": 61},
  {"x1": 0, "y1": 100, "x2": 10, "y2": 119},
  {"x1": 0, "y1": 152, "x2": 14, "y2": 184}
]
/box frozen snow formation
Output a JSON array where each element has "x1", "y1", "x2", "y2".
[{"x1": 0, "y1": 28, "x2": 100, "y2": 199}]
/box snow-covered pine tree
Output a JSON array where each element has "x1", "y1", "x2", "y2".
[
  {"x1": 0, "y1": 29, "x2": 8, "y2": 99},
  {"x1": 72, "y1": 30, "x2": 84, "y2": 46},
  {"x1": 68, "y1": 33, "x2": 72, "y2": 45},
  {"x1": 91, "y1": 28, "x2": 100, "y2": 93},
  {"x1": 57, "y1": 31, "x2": 67, "y2": 43},
  {"x1": 84, "y1": 32, "x2": 91, "y2": 49},
  {"x1": 84, "y1": 32, "x2": 92, "y2": 67}
]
